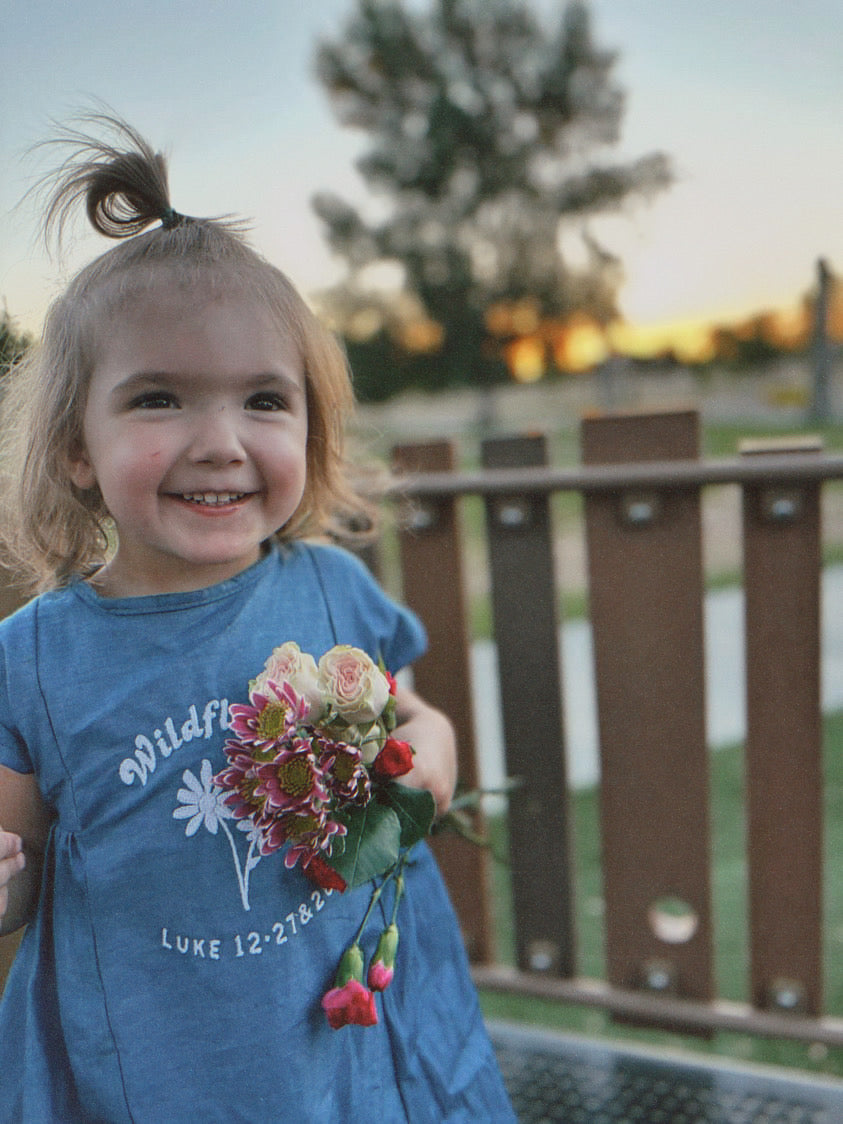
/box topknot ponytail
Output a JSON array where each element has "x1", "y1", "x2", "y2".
[
  {"x1": 0, "y1": 110, "x2": 378, "y2": 591},
  {"x1": 38, "y1": 112, "x2": 176, "y2": 247}
]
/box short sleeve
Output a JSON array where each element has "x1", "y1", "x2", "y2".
[
  {"x1": 305, "y1": 545, "x2": 427, "y2": 672},
  {"x1": 0, "y1": 598, "x2": 39, "y2": 774},
  {"x1": 0, "y1": 660, "x2": 33, "y2": 774}
]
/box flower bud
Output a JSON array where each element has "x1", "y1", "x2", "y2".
[
  {"x1": 372, "y1": 738, "x2": 414, "y2": 780},
  {"x1": 367, "y1": 923, "x2": 399, "y2": 992},
  {"x1": 334, "y1": 942, "x2": 365, "y2": 988}
]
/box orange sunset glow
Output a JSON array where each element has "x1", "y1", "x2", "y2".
[{"x1": 479, "y1": 271, "x2": 843, "y2": 384}]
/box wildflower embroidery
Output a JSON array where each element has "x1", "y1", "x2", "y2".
[{"x1": 173, "y1": 759, "x2": 261, "y2": 911}]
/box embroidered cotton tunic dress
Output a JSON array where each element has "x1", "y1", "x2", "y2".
[{"x1": 0, "y1": 542, "x2": 515, "y2": 1123}]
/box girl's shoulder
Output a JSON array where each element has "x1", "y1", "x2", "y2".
[
  {"x1": 0, "y1": 588, "x2": 78, "y2": 728},
  {"x1": 285, "y1": 540, "x2": 428, "y2": 669},
  {"x1": 0, "y1": 584, "x2": 75, "y2": 644},
  {"x1": 287, "y1": 539, "x2": 399, "y2": 611},
  {"x1": 289, "y1": 539, "x2": 376, "y2": 583}
]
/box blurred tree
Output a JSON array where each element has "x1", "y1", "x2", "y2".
[
  {"x1": 313, "y1": 0, "x2": 672, "y2": 399},
  {"x1": 0, "y1": 306, "x2": 31, "y2": 379}
]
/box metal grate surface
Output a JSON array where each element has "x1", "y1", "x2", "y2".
[{"x1": 489, "y1": 1022, "x2": 843, "y2": 1124}]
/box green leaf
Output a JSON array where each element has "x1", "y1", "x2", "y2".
[
  {"x1": 329, "y1": 802, "x2": 402, "y2": 889},
  {"x1": 381, "y1": 783, "x2": 435, "y2": 848}
]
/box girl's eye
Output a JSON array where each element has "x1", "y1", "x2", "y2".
[
  {"x1": 246, "y1": 392, "x2": 287, "y2": 412},
  {"x1": 129, "y1": 391, "x2": 179, "y2": 410}
]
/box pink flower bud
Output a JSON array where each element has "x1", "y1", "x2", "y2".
[
  {"x1": 367, "y1": 923, "x2": 399, "y2": 992},
  {"x1": 367, "y1": 959, "x2": 394, "y2": 992}
]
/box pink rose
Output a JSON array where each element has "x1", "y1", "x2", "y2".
[
  {"x1": 251, "y1": 642, "x2": 324, "y2": 722},
  {"x1": 372, "y1": 738, "x2": 414, "y2": 780},
  {"x1": 321, "y1": 979, "x2": 378, "y2": 1029},
  {"x1": 318, "y1": 646, "x2": 390, "y2": 725}
]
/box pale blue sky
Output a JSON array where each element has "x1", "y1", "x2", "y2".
[{"x1": 2, "y1": 0, "x2": 843, "y2": 337}]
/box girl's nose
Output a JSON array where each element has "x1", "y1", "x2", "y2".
[{"x1": 189, "y1": 406, "x2": 246, "y2": 465}]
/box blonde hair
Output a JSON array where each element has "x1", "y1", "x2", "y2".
[{"x1": 0, "y1": 115, "x2": 375, "y2": 592}]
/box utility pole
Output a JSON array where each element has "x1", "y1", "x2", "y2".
[{"x1": 810, "y1": 257, "x2": 832, "y2": 423}]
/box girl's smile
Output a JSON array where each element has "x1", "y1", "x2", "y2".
[{"x1": 69, "y1": 283, "x2": 309, "y2": 597}]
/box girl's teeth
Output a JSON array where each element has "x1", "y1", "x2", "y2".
[{"x1": 183, "y1": 492, "x2": 244, "y2": 506}]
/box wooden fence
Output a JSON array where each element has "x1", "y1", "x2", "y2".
[
  {"x1": 2, "y1": 407, "x2": 843, "y2": 1054},
  {"x1": 392, "y1": 409, "x2": 843, "y2": 1047}
]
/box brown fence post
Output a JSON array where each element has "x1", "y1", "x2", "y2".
[
  {"x1": 741, "y1": 438, "x2": 824, "y2": 1016},
  {"x1": 392, "y1": 441, "x2": 494, "y2": 964},
  {"x1": 481, "y1": 434, "x2": 575, "y2": 977},
  {"x1": 582, "y1": 411, "x2": 715, "y2": 1019}
]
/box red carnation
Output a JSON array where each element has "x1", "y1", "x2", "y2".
[
  {"x1": 303, "y1": 854, "x2": 347, "y2": 894},
  {"x1": 372, "y1": 738, "x2": 414, "y2": 780},
  {"x1": 322, "y1": 944, "x2": 378, "y2": 1029},
  {"x1": 321, "y1": 979, "x2": 378, "y2": 1029}
]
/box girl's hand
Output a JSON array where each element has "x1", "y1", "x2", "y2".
[
  {"x1": 392, "y1": 687, "x2": 457, "y2": 818},
  {"x1": 0, "y1": 767, "x2": 51, "y2": 934},
  {"x1": 0, "y1": 830, "x2": 26, "y2": 925}
]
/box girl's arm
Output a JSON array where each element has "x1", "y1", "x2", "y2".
[
  {"x1": 392, "y1": 687, "x2": 457, "y2": 818},
  {"x1": 0, "y1": 766, "x2": 51, "y2": 935}
]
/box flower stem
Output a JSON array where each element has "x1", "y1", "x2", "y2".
[
  {"x1": 350, "y1": 848, "x2": 412, "y2": 948},
  {"x1": 352, "y1": 855, "x2": 404, "y2": 945},
  {"x1": 220, "y1": 818, "x2": 251, "y2": 912},
  {"x1": 389, "y1": 855, "x2": 408, "y2": 927},
  {"x1": 352, "y1": 874, "x2": 390, "y2": 944}
]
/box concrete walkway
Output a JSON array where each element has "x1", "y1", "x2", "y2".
[{"x1": 471, "y1": 565, "x2": 843, "y2": 793}]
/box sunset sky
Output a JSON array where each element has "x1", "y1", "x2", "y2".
[{"x1": 2, "y1": 0, "x2": 842, "y2": 358}]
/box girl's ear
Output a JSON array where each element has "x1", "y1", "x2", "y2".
[{"x1": 66, "y1": 446, "x2": 97, "y2": 491}]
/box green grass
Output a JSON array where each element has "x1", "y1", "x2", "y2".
[
  {"x1": 478, "y1": 711, "x2": 843, "y2": 1077},
  {"x1": 701, "y1": 420, "x2": 843, "y2": 457}
]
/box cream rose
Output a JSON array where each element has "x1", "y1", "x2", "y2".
[
  {"x1": 318, "y1": 646, "x2": 390, "y2": 725},
  {"x1": 251, "y1": 642, "x2": 324, "y2": 722}
]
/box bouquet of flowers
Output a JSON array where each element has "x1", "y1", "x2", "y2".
[{"x1": 214, "y1": 642, "x2": 436, "y2": 1028}]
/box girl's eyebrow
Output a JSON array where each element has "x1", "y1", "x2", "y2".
[{"x1": 110, "y1": 369, "x2": 305, "y2": 398}]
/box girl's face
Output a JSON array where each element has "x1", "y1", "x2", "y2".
[{"x1": 69, "y1": 283, "x2": 309, "y2": 596}]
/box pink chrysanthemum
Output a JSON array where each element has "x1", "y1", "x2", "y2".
[
  {"x1": 227, "y1": 680, "x2": 308, "y2": 751},
  {"x1": 214, "y1": 749, "x2": 269, "y2": 822},
  {"x1": 317, "y1": 737, "x2": 372, "y2": 806},
  {"x1": 282, "y1": 812, "x2": 347, "y2": 869},
  {"x1": 255, "y1": 745, "x2": 329, "y2": 812}
]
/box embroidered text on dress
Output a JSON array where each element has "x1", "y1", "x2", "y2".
[{"x1": 118, "y1": 698, "x2": 231, "y2": 786}]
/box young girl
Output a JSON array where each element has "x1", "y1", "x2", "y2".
[{"x1": 0, "y1": 116, "x2": 515, "y2": 1123}]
